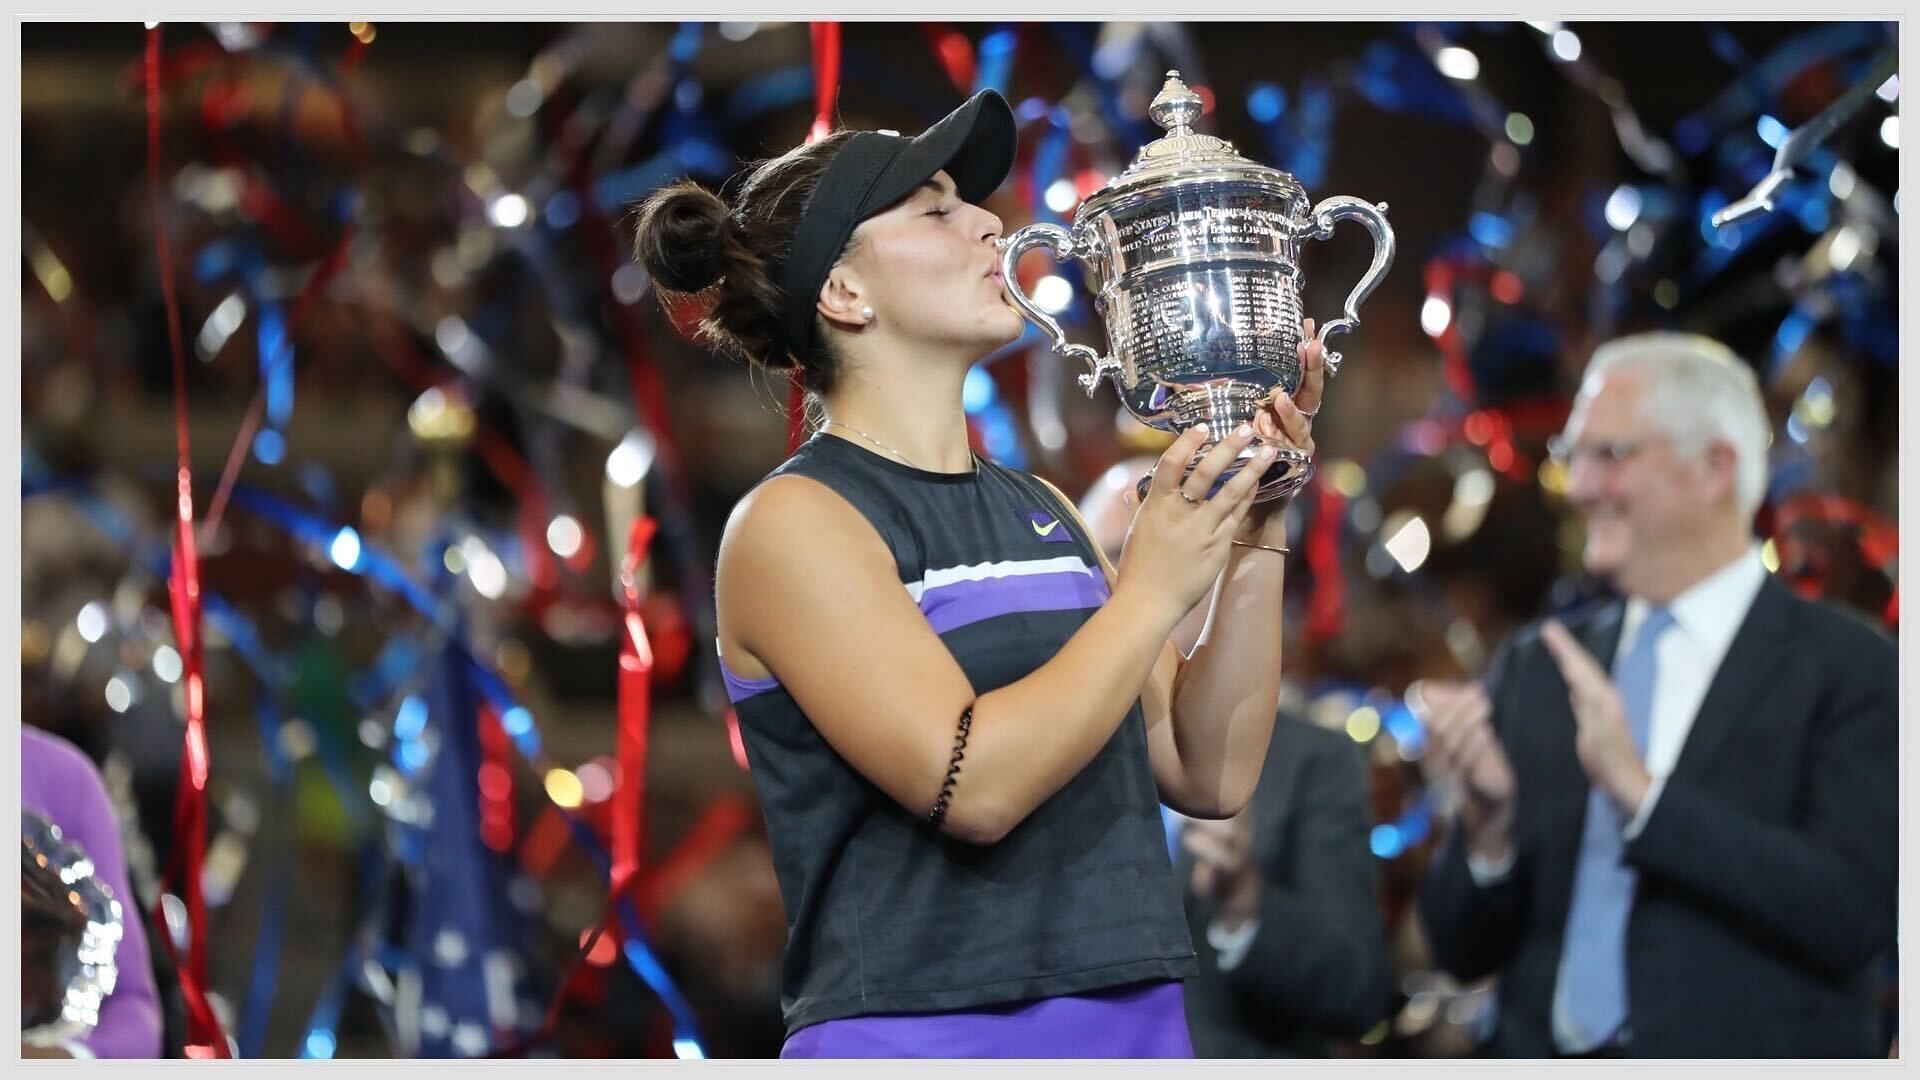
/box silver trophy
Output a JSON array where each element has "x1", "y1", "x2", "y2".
[{"x1": 1000, "y1": 71, "x2": 1394, "y2": 501}]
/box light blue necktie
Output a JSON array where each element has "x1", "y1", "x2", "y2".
[{"x1": 1554, "y1": 607, "x2": 1674, "y2": 1051}]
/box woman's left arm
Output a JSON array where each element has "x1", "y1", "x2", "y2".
[{"x1": 1050, "y1": 324, "x2": 1325, "y2": 818}]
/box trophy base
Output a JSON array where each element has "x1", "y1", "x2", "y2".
[{"x1": 1134, "y1": 441, "x2": 1314, "y2": 505}]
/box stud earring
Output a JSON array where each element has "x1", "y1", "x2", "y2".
[{"x1": 860, "y1": 306, "x2": 875, "y2": 322}]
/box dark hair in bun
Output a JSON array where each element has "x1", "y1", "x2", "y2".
[{"x1": 631, "y1": 130, "x2": 859, "y2": 393}]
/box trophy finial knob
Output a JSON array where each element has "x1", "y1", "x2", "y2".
[{"x1": 1148, "y1": 70, "x2": 1204, "y2": 136}]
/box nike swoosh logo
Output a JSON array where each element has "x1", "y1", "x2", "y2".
[{"x1": 1031, "y1": 519, "x2": 1062, "y2": 537}]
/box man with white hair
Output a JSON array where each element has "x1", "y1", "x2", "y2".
[{"x1": 1414, "y1": 332, "x2": 1896, "y2": 1057}]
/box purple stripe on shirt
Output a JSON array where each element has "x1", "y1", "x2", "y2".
[
  {"x1": 919, "y1": 569, "x2": 1109, "y2": 635},
  {"x1": 781, "y1": 979, "x2": 1192, "y2": 1058},
  {"x1": 719, "y1": 655, "x2": 781, "y2": 703},
  {"x1": 716, "y1": 561, "x2": 1109, "y2": 702}
]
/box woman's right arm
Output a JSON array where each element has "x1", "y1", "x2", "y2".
[{"x1": 720, "y1": 427, "x2": 1259, "y2": 845}]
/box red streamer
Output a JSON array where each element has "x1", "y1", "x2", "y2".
[
  {"x1": 476, "y1": 705, "x2": 517, "y2": 854},
  {"x1": 340, "y1": 33, "x2": 371, "y2": 75},
  {"x1": 637, "y1": 793, "x2": 755, "y2": 923},
  {"x1": 145, "y1": 23, "x2": 230, "y2": 1058},
  {"x1": 611, "y1": 516, "x2": 660, "y2": 901},
  {"x1": 788, "y1": 22, "x2": 845, "y2": 451},
  {"x1": 1303, "y1": 482, "x2": 1347, "y2": 646},
  {"x1": 238, "y1": 172, "x2": 327, "y2": 257},
  {"x1": 119, "y1": 39, "x2": 225, "y2": 97},
  {"x1": 1422, "y1": 254, "x2": 1532, "y2": 406},
  {"x1": 486, "y1": 519, "x2": 659, "y2": 1060},
  {"x1": 787, "y1": 377, "x2": 808, "y2": 452},
  {"x1": 808, "y1": 22, "x2": 841, "y2": 144},
  {"x1": 723, "y1": 707, "x2": 751, "y2": 772},
  {"x1": 921, "y1": 23, "x2": 976, "y2": 91},
  {"x1": 199, "y1": 390, "x2": 265, "y2": 544},
  {"x1": 1770, "y1": 491, "x2": 1900, "y2": 627}
]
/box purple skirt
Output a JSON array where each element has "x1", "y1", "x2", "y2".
[{"x1": 780, "y1": 980, "x2": 1193, "y2": 1058}]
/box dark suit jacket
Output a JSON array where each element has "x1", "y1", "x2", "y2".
[
  {"x1": 1419, "y1": 576, "x2": 1897, "y2": 1057},
  {"x1": 1181, "y1": 713, "x2": 1396, "y2": 1057}
]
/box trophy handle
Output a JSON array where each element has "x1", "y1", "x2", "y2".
[
  {"x1": 1299, "y1": 197, "x2": 1395, "y2": 376},
  {"x1": 997, "y1": 223, "x2": 1117, "y2": 397}
]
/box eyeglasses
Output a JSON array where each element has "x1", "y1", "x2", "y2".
[{"x1": 1546, "y1": 435, "x2": 1654, "y2": 469}]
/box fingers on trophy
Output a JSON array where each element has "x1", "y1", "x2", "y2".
[{"x1": 999, "y1": 70, "x2": 1394, "y2": 503}]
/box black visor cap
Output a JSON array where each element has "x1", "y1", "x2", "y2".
[{"x1": 777, "y1": 90, "x2": 1017, "y2": 355}]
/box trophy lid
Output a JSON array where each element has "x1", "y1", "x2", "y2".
[{"x1": 1080, "y1": 71, "x2": 1302, "y2": 216}]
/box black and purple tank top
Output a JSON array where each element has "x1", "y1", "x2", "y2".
[{"x1": 721, "y1": 433, "x2": 1197, "y2": 1049}]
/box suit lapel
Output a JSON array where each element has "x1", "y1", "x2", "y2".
[
  {"x1": 1542, "y1": 602, "x2": 1625, "y2": 816},
  {"x1": 1536, "y1": 600, "x2": 1628, "y2": 925},
  {"x1": 1581, "y1": 601, "x2": 1627, "y2": 672},
  {"x1": 1667, "y1": 575, "x2": 1793, "y2": 783}
]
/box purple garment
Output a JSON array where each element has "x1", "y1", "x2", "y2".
[
  {"x1": 915, "y1": 563, "x2": 1109, "y2": 635},
  {"x1": 780, "y1": 980, "x2": 1193, "y2": 1058},
  {"x1": 21, "y1": 726, "x2": 164, "y2": 1058},
  {"x1": 718, "y1": 653, "x2": 779, "y2": 703}
]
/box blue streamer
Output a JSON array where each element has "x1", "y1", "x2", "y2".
[
  {"x1": 591, "y1": 140, "x2": 734, "y2": 213},
  {"x1": 546, "y1": 799, "x2": 708, "y2": 1053},
  {"x1": 973, "y1": 27, "x2": 1018, "y2": 95},
  {"x1": 1253, "y1": 76, "x2": 1334, "y2": 189},
  {"x1": 1682, "y1": 196, "x2": 1795, "y2": 285},
  {"x1": 1352, "y1": 38, "x2": 1477, "y2": 128},
  {"x1": 1671, "y1": 22, "x2": 1891, "y2": 156},
  {"x1": 296, "y1": 943, "x2": 359, "y2": 1059},
  {"x1": 1030, "y1": 120, "x2": 1073, "y2": 226},
  {"x1": 257, "y1": 304, "x2": 295, "y2": 427},
  {"x1": 252, "y1": 693, "x2": 296, "y2": 790},
  {"x1": 1380, "y1": 699, "x2": 1425, "y2": 755},
  {"x1": 237, "y1": 849, "x2": 291, "y2": 1058},
  {"x1": 1246, "y1": 82, "x2": 1285, "y2": 125},
  {"x1": 353, "y1": 636, "x2": 424, "y2": 708},
  {"x1": 723, "y1": 65, "x2": 814, "y2": 124},
  {"x1": 1467, "y1": 211, "x2": 1515, "y2": 250},
  {"x1": 1369, "y1": 794, "x2": 1434, "y2": 859},
  {"x1": 186, "y1": 197, "x2": 300, "y2": 438},
  {"x1": 668, "y1": 22, "x2": 704, "y2": 66},
  {"x1": 1707, "y1": 25, "x2": 1751, "y2": 68}
]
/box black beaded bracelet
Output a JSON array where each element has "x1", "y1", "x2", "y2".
[{"x1": 925, "y1": 706, "x2": 974, "y2": 828}]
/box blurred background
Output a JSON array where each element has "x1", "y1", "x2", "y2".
[{"x1": 17, "y1": 18, "x2": 1900, "y2": 1059}]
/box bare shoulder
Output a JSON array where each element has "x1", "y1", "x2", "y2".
[
  {"x1": 716, "y1": 474, "x2": 894, "y2": 675},
  {"x1": 718, "y1": 473, "x2": 886, "y2": 573}
]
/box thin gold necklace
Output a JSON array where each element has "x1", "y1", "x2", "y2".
[{"x1": 824, "y1": 420, "x2": 973, "y2": 474}]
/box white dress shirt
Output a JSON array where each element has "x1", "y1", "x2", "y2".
[{"x1": 1618, "y1": 546, "x2": 1768, "y2": 837}]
